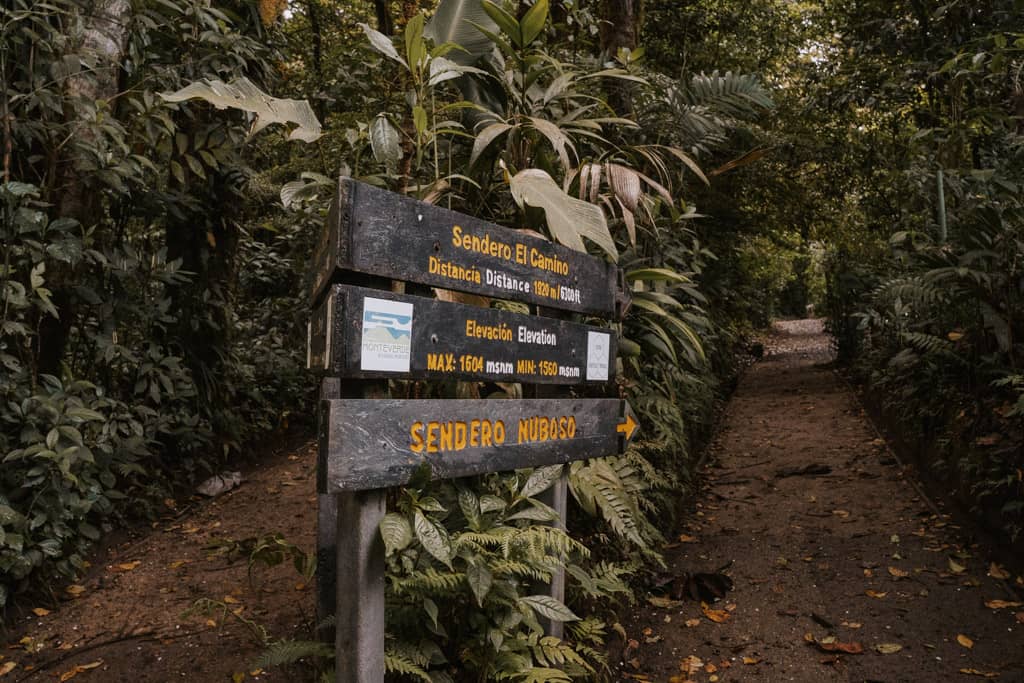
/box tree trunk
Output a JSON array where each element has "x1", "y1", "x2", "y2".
[
  {"x1": 600, "y1": 0, "x2": 638, "y2": 116},
  {"x1": 39, "y1": 0, "x2": 130, "y2": 377}
]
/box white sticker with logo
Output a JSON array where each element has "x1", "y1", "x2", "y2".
[
  {"x1": 360, "y1": 297, "x2": 414, "y2": 372},
  {"x1": 586, "y1": 331, "x2": 610, "y2": 381}
]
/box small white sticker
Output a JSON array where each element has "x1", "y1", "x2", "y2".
[
  {"x1": 586, "y1": 331, "x2": 610, "y2": 381},
  {"x1": 360, "y1": 297, "x2": 413, "y2": 372}
]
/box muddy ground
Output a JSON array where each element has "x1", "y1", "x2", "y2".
[{"x1": 3, "y1": 320, "x2": 1023, "y2": 682}]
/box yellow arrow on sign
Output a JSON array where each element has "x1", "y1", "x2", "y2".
[{"x1": 616, "y1": 412, "x2": 638, "y2": 441}]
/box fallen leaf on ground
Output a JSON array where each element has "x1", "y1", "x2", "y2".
[
  {"x1": 0, "y1": 662, "x2": 16, "y2": 676},
  {"x1": 866, "y1": 590, "x2": 887, "y2": 599},
  {"x1": 984, "y1": 599, "x2": 1022, "y2": 609},
  {"x1": 232, "y1": 673, "x2": 245, "y2": 683},
  {"x1": 742, "y1": 657, "x2": 759, "y2": 665},
  {"x1": 704, "y1": 662, "x2": 717, "y2": 673},
  {"x1": 684, "y1": 618, "x2": 701, "y2": 627},
  {"x1": 679, "y1": 655, "x2": 703, "y2": 675},
  {"x1": 817, "y1": 640, "x2": 864, "y2": 654},
  {"x1": 957, "y1": 634, "x2": 974, "y2": 649},
  {"x1": 888, "y1": 566, "x2": 909, "y2": 578},
  {"x1": 222, "y1": 595, "x2": 240, "y2": 604},
  {"x1": 114, "y1": 561, "x2": 140, "y2": 571},
  {"x1": 181, "y1": 526, "x2": 200, "y2": 534},
  {"x1": 842, "y1": 621, "x2": 863, "y2": 629},
  {"x1": 949, "y1": 558, "x2": 967, "y2": 574},
  {"x1": 32, "y1": 608, "x2": 50, "y2": 617},
  {"x1": 678, "y1": 534, "x2": 698, "y2": 543},
  {"x1": 988, "y1": 563, "x2": 1010, "y2": 580},
  {"x1": 701, "y1": 602, "x2": 730, "y2": 623},
  {"x1": 959, "y1": 669, "x2": 999, "y2": 678},
  {"x1": 59, "y1": 661, "x2": 102, "y2": 681},
  {"x1": 832, "y1": 509, "x2": 850, "y2": 518},
  {"x1": 875, "y1": 643, "x2": 903, "y2": 654},
  {"x1": 169, "y1": 560, "x2": 187, "y2": 569},
  {"x1": 647, "y1": 596, "x2": 683, "y2": 609},
  {"x1": 65, "y1": 585, "x2": 86, "y2": 597}
]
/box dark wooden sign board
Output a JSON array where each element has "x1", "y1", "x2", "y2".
[
  {"x1": 310, "y1": 178, "x2": 631, "y2": 318},
  {"x1": 307, "y1": 284, "x2": 617, "y2": 385},
  {"x1": 319, "y1": 398, "x2": 638, "y2": 492},
  {"x1": 307, "y1": 177, "x2": 640, "y2": 683}
]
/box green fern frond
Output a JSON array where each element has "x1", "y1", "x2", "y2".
[{"x1": 255, "y1": 639, "x2": 333, "y2": 669}]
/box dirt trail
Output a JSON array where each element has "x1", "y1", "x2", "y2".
[
  {"x1": 616, "y1": 319, "x2": 1024, "y2": 682},
  {"x1": 5, "y1": 320, "x2": 1024, "y2": 682}
]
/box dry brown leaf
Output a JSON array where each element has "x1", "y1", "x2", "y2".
[
  {"x1": 181, "y1": 526, "x2": 200, "y2": 534},
  {"x1": 684, "y1": 618, "x2": 701, "y2": 628},
  {"x1": 988, "y1": 563, "x2": 1011, "y2": 580},
  {"x1": 66, "y1": 585, "x2": 86, "y2": 597},
  {"x1": 704, "y1": 662, "x2": 717, "y2": 673},
  {"x1": 818, "y1": 640, "x2": 864, "y2": 654},
  {"x1": 957, "y1": 634, "x2": 974, "y2": 649},
  {"x1": 865, "y1": 590, "x2": 888, "y2": 599},
  {"x1": 678, "y1": 534, "x2": 699, "y2": 543},
  {"x1": 959, "y1": 668, "x2": 999, "y2": 678},
  {"x1": 863, "y1": 568, "x2": 874, "y2": 578},
  {"x1": 701, "y1": 602, "x2": 730, "y2": 623},
  {"x1": 948, "y1": 558, "x2": 967, "y2": 574},
  {"x1": 984, "y1": 599, "x2": 1022, "y2": 609},
  {"x1": 832, "y1": 509, "x2": 850, "y2": 518},
  {"x1": 169, "y1": 560, "x2": 187, "y2": 569},
  {"x1": 59, "y1": 661, "x2": 102, "y2": 682},
  {"x1": 874, "y1": 643, "x2": 903, "y2": 654},
  {"x1": 0, "y1": 662, "x2": 16, "y2": 676},
  {"x1": 842, "y1": 621, "x2": 863, "y2": 629},
  {"x1": 223, "y1": 596, "x2": 240, "y2": 604},
  {"x1": 31, "y1": 608, "x2": 50, "y2": 617},
  {"x1": 742, "y1": 657, "x2": 760, "y2": 665},
  {"x1": 647, "y1": 596, "x2": 683, "y2": 609},
  {"x1": 114, "y1": 561, "x2": 140, "y2": 571},
  {"x1": 679, "y1": 655, "x2": 703, "y2": 675},
  {"x1": 888, "y1": 566, "x2": 909, "y2": 578}
]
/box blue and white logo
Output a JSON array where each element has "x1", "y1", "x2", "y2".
[{"x1": 360, "y1": 297, "x2": 413, "y2": 372}]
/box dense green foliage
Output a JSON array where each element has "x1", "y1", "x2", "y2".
[
  {"x1": 809, "y1": 0, "x2": 1024, "y2": 541},
  {"x1": 5, "y1": 0, "x2": 1021, "y2": 679}
]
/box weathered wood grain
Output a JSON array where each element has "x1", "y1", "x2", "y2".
[
  {"x1": 308, "y1": 284, "x2": 617, "y2": 385},
  {"x1": 319, "y1": 398, "x2": 639, "y2": 492},
  {"x1": 310, "y1": 178, "x2": 631, "y2": 319}
]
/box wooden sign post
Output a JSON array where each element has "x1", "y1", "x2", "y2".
[{"x1": 309, "y1": 178, "x2": 636, "y2": 682}]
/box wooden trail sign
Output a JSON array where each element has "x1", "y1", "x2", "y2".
[
  {"x1": 319, "y1": 398, "x2": 639, "y2": 492},
  {"x1": 311, "y1": 178, "x2": 631, "y2": 318},
  {"x1": 307, "y1": 284, "x2": 617, "y2": 384}
]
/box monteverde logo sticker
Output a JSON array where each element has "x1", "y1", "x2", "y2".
[
  {"x1": 360, "y1": 297, "x2": 413, "y2": 372},
  {"x1": 586, "y1": 331, "x2": 610, "y2": 381}
]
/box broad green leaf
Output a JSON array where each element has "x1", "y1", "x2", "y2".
[
  {"x1": 360, "y1": 23, "x2": 405, "y2": 67},
  {"x1": 458, "y1": 489, "x2": 481, "y2": 528},
  {"x1": 414, "y1": 510, "x2": 453, "y2": 568},
  {"x1": 470, "y1": 122, "x2": 512, "y2": 166},
  {"x1": 520, "y1": 465, "x2": 562, "y2": 499},
  {"x1": 481, "y1": 0, "x2": 522, "y2": 47},
  {"x1": 370, "y1": 114, "x2": 402, "y2": 172},
  {"x1": 413, "y1": 105, "x2": 428, "y2": 137},
  {"x1": 627, "y1": 268, "x2": 692, "y2": 283},
  {"x1": 380, "y1": 512, "x2": 413, "y2": 556},
  {"x1": 527, "y1": 117, "x2": 574, "y2": 173},
  {"x1": 510, "y1": 169, "x2": 616, "y2": 261},
  {"x1": 519, "y1": 0, "x2": 548, "y2": 46},
  {"x1": 425, "y1": 0, "x2": 499, "y2": 65},
  {"x1": 466, "y1": 561, "x2": 492, "y2": 606},
  {"x1": 519, "y1": 595, "x2": 579, "y2": 622},
  {"x1": 405, "y1": 13, "x2": 426, "y2": 72},
  {"x1": 160, "y1": 78, "x2": 322, "y2": 143}
]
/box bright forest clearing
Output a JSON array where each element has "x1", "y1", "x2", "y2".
[{"x1": 0, "y1": 0, "x2": 1022, "y2": 680}]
